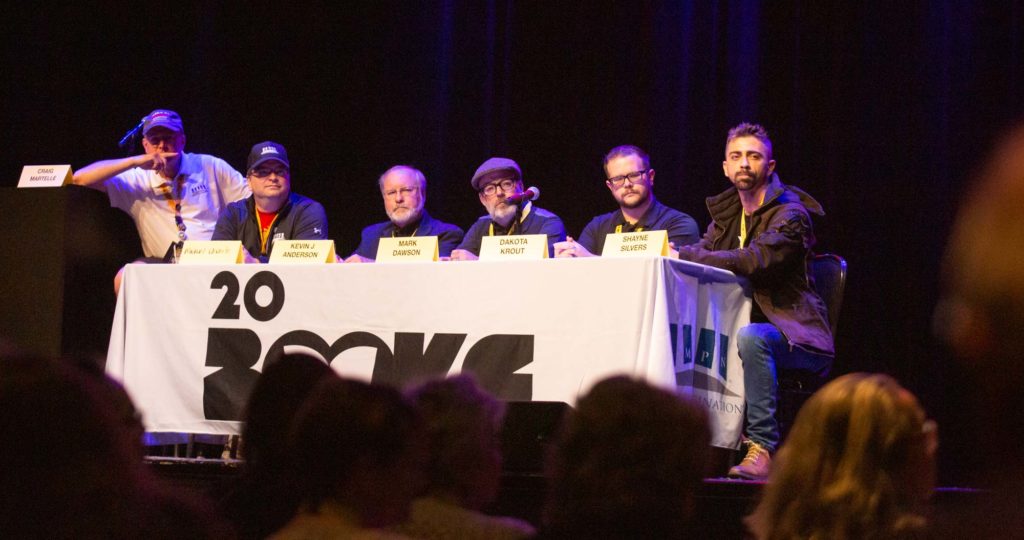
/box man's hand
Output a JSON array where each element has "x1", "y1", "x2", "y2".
[
  {"x1": 667, "y1": 242, "x2": 679, "y2": 259},
  {"x1": 554, "y1": 236, "x2": 595, "y2": 258},
  {"x1": 136, "y1": 152, "x2": 179, "y2": 175},
  {"x1": 344, "y1": 254, "x2": 374, "y2": 263},
  {"x1": 448, "y1": 249, "x2": 478, "y2": 261}
]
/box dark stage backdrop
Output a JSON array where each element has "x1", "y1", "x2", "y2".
[{"x1": 3, "y1": 2, "x2": 1023, "y2": 484}]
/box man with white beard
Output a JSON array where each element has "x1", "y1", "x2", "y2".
[
  {"x1": 346, "y1": 165, "x2": 464, "y2": 262},
  {"x1": 449, "y1": 157, "x2": 565, "y2": 260}
]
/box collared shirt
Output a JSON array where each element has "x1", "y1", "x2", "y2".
[
  {"x1": 456, "y1": 202, "x2": 566, "y2": 256},
  {"x1": 352, "y1": 211, "x2": 465, "y2": 259},
  {"x1": 576, "y1": 198, "x2": 701, "y2": 255},
  {"x1": 106, "y1": 152, "x2": 250, "y2": 257}
]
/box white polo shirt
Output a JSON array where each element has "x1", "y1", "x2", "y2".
[{"x1": 106, "y1": 152, "x2": 250, "y2": 258}]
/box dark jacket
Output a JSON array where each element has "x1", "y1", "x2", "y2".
[
  {"x1": 212, "y1": 193, "x2": 329, "y2": 263},
  {"x1": 677, "y1": 174, "x2": 834, "y2": 355},
  {"x1": 352, "y1": 210, "x2": 464, "y2": 259}
]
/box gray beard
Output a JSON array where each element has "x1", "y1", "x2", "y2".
[
  {"x1": 389, "y1": 208, "x2": 422, "y2": 229},
  {"x1": 490, "y1": 204, "x2": 517, "y2": 227}
]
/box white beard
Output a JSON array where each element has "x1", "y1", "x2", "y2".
[
  {"x1": 389, "y1": 207, "x2": 422, "y2": 229},
  {"x1": 490, "y1": 203, "x2": 517, "y2": 227}
]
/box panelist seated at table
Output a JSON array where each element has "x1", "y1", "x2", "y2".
[
  {"x1": 554, "y1": 145, "x2": 700, "y2": 258},
  {"x1": 72, "y1": 109, "x2": 251, "y2": 261},
  {"x1": 345, "y1": 165, "x2": 464, "y2": 263},
  {"x1": 212, "y1": 141, "x2": 329, "y2": 263},
  {"x1": 449, "y1": 157, "x2": 566, "y2": 260}
]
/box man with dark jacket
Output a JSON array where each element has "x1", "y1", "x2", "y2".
[
  {"x1": 345, "y1": 165, "x2": 463, "y2": 262},
  {"x1": 213, "y1": 141, "x2": 329, "y2": 263},
  {"x1": 676, "y1": 123, "x2": 833, "y2": 480}
]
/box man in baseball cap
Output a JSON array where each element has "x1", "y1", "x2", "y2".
[
  {"x1": 212, "y1": 141, "x2": 329, "y2": 263},
  {"x1": 72, "y1": 108, "x2": 250, "y2": 263},
  {"x1": 449, "y1": 156, "x2": 565, "y2": 260}
]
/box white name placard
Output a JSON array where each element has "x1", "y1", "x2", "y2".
[
  {"x1": 479, "y1": 234, "x2": 548, "y2": 261},
  {"x1": 376, "y1": 236, "x2": 439, "y2": 262},
  {"x1": 178, "y1": 241, "x2": 244, "y2": 264},
  {"x1": 18, "y1": 165, "x2": 73, "y2": 188},
  {"x1": 601, "y1": 230, "x2": 669, "y2": 257},
  {"x1": 269, "y1": 240, "x2": 336, "y2": 264}
]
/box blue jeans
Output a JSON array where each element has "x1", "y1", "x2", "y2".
[{"x1": 737, "y1": 323, "x2": 831, "y2": 453}]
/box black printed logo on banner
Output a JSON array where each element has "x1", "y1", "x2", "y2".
[{"x1": 203, "y1": 271, "x2": 535, "y2": 420}]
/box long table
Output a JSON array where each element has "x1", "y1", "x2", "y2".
[{"x1": 106, "y1": 257, "x2": 750, "y2": 448}]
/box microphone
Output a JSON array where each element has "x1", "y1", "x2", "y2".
[
  {"x1": 505, "y1": 186, "x2": 540, "y2": 205},
  {"x1": 118, "y1": 116, "x2": 147, "y2": 149}
]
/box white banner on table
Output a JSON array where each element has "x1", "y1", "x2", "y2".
[{"x1": 107, "y1": 257, "x2": 749, "y2": 448}]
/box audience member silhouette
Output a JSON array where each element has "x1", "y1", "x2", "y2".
[
  {"x1": 219, "y1": 353, "x2": 337, "y2": 540},
  {"x1": 933, "y1": 122, "x2": 1024, "y2": 536},
  {"x1": 746, "y1": 373, "x2": 936, "y2": 540},
  {"x1": 393, "y1": 374, "x2": 535, "y2": 539},
  {"x1": 542, "y1": 376, "x2": 710, "y2": 539},
  {"x1": 271, "y1": 377, "x2": 426, "y2": 539},
  {"x1": 0, "y1": 354, "x2": 230, "y2": 538}
]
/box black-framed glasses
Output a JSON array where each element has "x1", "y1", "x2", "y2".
[
  {"x1": 480, "y1": 178, "x2": 517, "y2": 196},
  {"x1": 607, "y1": 169, "x2": 649, "y2": 187},
  {"x1": 250, "y1": 167, "x2": 289, "y2": 178}
]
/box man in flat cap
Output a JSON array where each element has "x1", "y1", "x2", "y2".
[
  {"x1": 346, "y1": 165, "x2": 464, "y2": 262},
  {"x1": 73, "y1": 109, "x2": 250, "y2": 261},
  {"x1": 450, "y1": 157, "x2": 566, "y2": 260},
  {"x1": 212, "y1": 141, "x2": 329, "y2": 263}
]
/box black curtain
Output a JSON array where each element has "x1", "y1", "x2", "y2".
[{"x1": 4, "y1": 1, "x2": 1023, "y2": 484}]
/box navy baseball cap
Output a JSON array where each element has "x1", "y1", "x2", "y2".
[
  {"x1": 142, "y1": 109, "x2": 184, "y2": 135},
  {"x1": 246, "y1": 141, "x2": 290, "y2": 174}
]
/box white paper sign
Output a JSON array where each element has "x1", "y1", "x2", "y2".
[
  {"x1": 18, "y1": 165, "x2": 73, "y2": 188},
  {"x1": 479, "y1": 234, "x2": 548, "y2": 260},
  {"x1": 376, "y1": 236, "x2": 439, "y2": 262},
  {"x1": 601, "y1": 230, "x2": 669, "y2": 257},
  {"x1": 178, "y1": 241, "x2": 244, "y2": 264},
  {"x1": 269, "y1": 240, "x2": 336, "y2": 264}
]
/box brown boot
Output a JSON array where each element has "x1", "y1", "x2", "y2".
[{"x1": 728, "y1": 440, "x2": 771, "y2": 480}]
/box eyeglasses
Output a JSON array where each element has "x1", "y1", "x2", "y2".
[
  {"x1": 250, "y1": 167, "x2": 289, "y2": 178},
  {"x1": 384, "y1": 186, "x2": 419, "y2": 199},
  {"x1": 607, "y1": 169, "x2": 649, "y2": 187},
  {"x1": 480, "y1": 178, "x2": 518, "y2": 196}
]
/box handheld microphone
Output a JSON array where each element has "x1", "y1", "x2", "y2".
[
  {"x1": 118, "y1": 116, "x2": 147, "y2": 149},
  {"x1": 505, "y1": 186, "x2": 540, "y2": 205}
]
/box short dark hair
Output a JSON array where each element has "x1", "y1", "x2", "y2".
[
  {"x1": 603, "y1": 145, "x2": 651, "y2": 176},
  {"x1": 726, "y1": 122, "x2": 773, "y2": 159},
  {"x1": 544, "y1": 376, "x2": 710, "y2": 537}
]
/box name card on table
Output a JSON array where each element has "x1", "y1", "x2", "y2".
[
  {"x1": 479, "y1": 234, "x2": 548, "y2": 261},
  {"x1": 178, "y1": 241, "x2": 245, "y2": 264},
  {"x1": 18, "y1": 165, "x2": 73, "y2": 188},
  {"x1": 269, "y1": 240, "x2": 337, "y2": 264},
  {"x1": 376, "y1": 236, "x2": 438, "y2": 262},
  {"x1": 601, "y1": 230, "x2": 669, "y2": 257}
]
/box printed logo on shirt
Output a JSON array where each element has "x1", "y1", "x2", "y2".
[
  {"x1": 313, "y1": 227, "x2": 322, "y2": 236},
  {"x1": 261, "y1": 146, "x2": 280, "y2": 155},
  {"x1": 273, "y1": 233, "x2": 285, "y2": 241},
  {"x1": 188, "y1": 183, "x2": 209, "y2": 196}
]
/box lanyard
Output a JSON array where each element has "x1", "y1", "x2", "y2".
[
  {"x1": 488, "y1": 204, "x2": 532, "y2": 236},
  {"x1": 739, "y1": 212, "x2": 749, "y2": 248},
  {"x1": 391, "y1": 226, "x2": 420, "y2": 238},
  {"x1": 158, "y1": 175, "x2": 186, "y2": 242},
  {"x1": 614, "y1": 223, "x2": 645, "y2": 234},
  {"x1": 256, "y1": 209, "x2": 279, "y2": 255}
]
